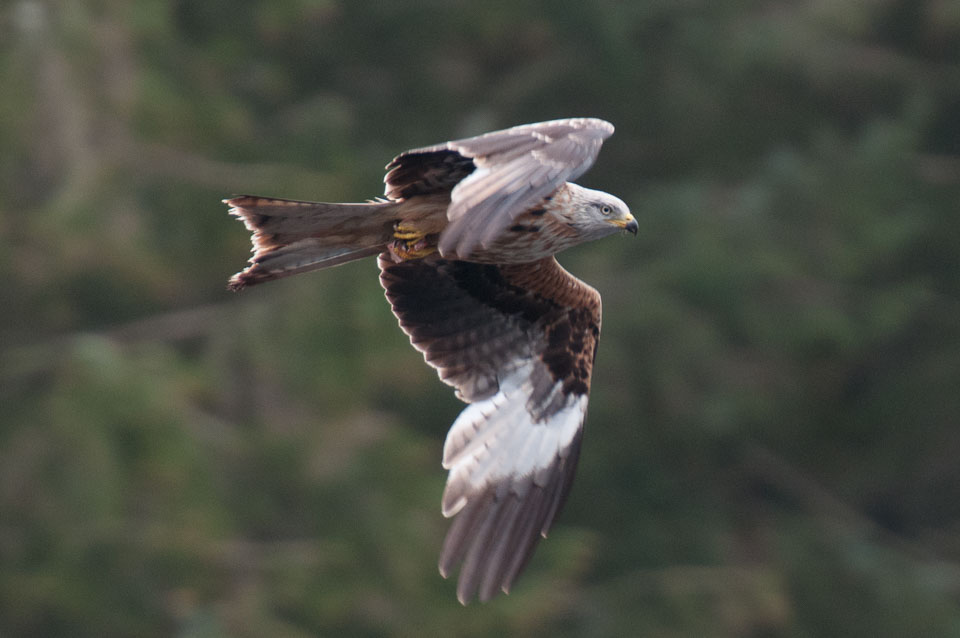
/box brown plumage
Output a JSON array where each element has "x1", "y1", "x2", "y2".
[{"x1": 226, "y1": 118, "x2": 636, "y2": 603}]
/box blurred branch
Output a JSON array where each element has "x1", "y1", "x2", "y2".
[
  {"x1": 107, "y1": 302, "x2": 233, "y2": 344},
  {"x1": 22, "y1": 3, "x2": 334, "y2": 204},
  {"x1": 27, "y1": 2, "x2": 100, "y2": 208},
  {"x1": 0, "y1": 520, "x2": 334, "y2": 572},
  {"x1": 116, "y1": 139, "x2": 337, "y2": 195},
  {"x1": 741, "y1": 442, "x2": 956, "y2": 568},
  {"x1": 743, "y1": 443, "x2": 879, "y2": 534},
  {"x1": 0, "y1": 301, "x2": 245, "y2": 395},
  {"x1": 916, "y1": 154, "x2": 960, "y2": 185}
]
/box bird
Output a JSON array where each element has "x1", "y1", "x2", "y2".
[{"x1": 226, "y1": 117, "x2": 637, "y2": 604}]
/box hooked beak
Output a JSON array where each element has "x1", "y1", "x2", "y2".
[{"x1": 610, "y1": 213, "x2": 638, "y2": 235}]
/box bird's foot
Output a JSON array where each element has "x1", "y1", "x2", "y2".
[
  {"x1": 390, "y1": 223, "x2": 437, "y2": 261},
  {"x1": 389, "y1": 237, "x2": 436, "y2": 261}
]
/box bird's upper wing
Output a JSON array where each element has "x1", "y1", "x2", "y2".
[
  {"x1": 378, "y1": 254, "x2": 602, "y2": 603},
  {"x1": 383, "y1": 118, "x2": 614, "y2": 258}
]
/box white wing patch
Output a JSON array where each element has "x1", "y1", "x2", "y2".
[{"x1": 440, "y1": 360, "x2": 587, "y2": 518}]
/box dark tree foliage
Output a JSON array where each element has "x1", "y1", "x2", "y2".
[{"x1": 1, "y1": 1, "x2": 959, "y2": 636}]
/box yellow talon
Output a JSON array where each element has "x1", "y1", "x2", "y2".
[
  {"x1": 393, "y1": 222, "x2": 423, "y2": 241},
  {"x1": 389, "y1": 228, "x2": 438, "y2": 261}
]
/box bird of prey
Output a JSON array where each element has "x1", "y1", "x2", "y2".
[{"x1": 226, "y1": 117, "x2": 636, "y2": 603}]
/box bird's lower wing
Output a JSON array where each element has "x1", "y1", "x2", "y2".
[{"x1": 378, "y1": 254, "x2": 602, "y2": 603}]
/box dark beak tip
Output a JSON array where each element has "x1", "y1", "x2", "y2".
[{"x1": 626, "y1": 219, "x2": 639, "y2": 235}]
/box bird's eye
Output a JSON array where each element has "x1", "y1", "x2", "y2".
[{"x1": 600, "y1": 205, "x2": 612, "y2": 215}]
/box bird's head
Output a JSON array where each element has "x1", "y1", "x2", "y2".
[{"x1": 561, "y1": 184, "x2": 637, "y2": 241}]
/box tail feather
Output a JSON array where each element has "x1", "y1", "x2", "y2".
[{"x1": 226, "y1": 195, "x2": 397, "y2": 290}]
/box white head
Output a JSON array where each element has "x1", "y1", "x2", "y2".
[{"x1": 558, "y1": 184, "x2": 637, "y2": 242}]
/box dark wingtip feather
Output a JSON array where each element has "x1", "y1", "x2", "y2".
[{"x1": 437, "y1": 448, "x2": 582, "y2": 604}]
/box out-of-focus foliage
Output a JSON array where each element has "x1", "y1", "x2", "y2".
[{"x1": 2, "y1": 0, "x2": 959, "y2": 636}]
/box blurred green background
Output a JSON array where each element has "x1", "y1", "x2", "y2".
[{"x1": 3, "y1": 1, "x2": 960, "y2": 636}]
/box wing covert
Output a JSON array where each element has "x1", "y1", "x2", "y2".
[{"x1": 383, "y1": 118, "x2": 614, "y2": 258}]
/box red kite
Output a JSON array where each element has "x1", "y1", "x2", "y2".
[{"x1": 227, "y1": 118, "x2": 636, "y2": 603}]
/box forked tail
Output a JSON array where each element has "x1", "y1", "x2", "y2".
[{"x1": 226, "y1": 195, "x2": 398, "y2": 290}]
